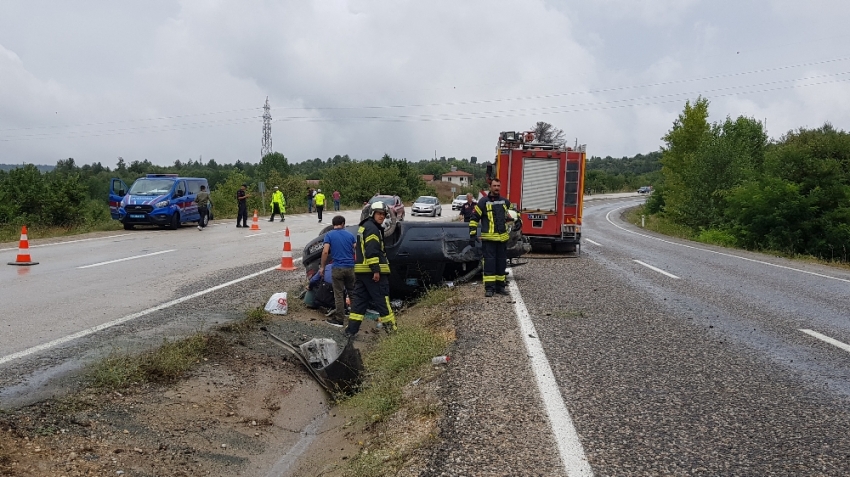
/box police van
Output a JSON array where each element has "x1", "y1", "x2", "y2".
[{"x1": 109, "y1": 174, "x2": 213, "y2": 230}]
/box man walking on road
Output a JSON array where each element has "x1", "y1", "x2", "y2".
[
  {"x1": 236, "y1": 183, "x2": 250, "y2": 228},
  {"x1": 469, "y1": 179, "x2": 513, "y2": 297},
  {"x1": 269, "y1": 186, "x2": 286, "y2": 222},
  {"x1": 459, "y1": 193, "x2": 476, "y2": 222},
  {"x1": 346, "y1": 201, "x2": 397, "y2": 338},
  {"x1": 196, "y1": 185, "x2": 210, "y2": 231},
  {"x1": 332, "y1": 189, "x2": 341, "y2": 211},
  {"x1": 319, "y1": 215, "x2": 356, "y2": 327},
  {"x1": 306, "y1": 188, "x2": 314, "y2": 214},
  {"x1": 315, "y1": 189, "x2": 326, "y2": 223}
]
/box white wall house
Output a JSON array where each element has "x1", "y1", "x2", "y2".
[{"x1": 440, "y1": 170, "x2": 473, "y2": 187}]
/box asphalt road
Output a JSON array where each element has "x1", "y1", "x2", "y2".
[
  {"x1": 514, "y1": 197, "x2": 850, "y2": 475},
  {"x1": 0, "y1": 205, "x2": 452, "y2": 371}
]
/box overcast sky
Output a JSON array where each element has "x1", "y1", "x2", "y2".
[{"x1": 2, "y1": 0, "x2": 849, "y2": 168}]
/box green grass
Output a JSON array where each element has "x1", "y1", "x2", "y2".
[
  {"x1": 344, "y1": 325, "x2": 448, "y2": 423},
  {"x1": 416, "y1": 285, "x2": 459, "y2": 309},
  {"x1": 0, "y1": 219, "x2": 122, "y2": 243},
  {"x1": 89, "y1": 333, "x2": 219, "y2": 390}
]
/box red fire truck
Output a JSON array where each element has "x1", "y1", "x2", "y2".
[{"x1": 485, "y1": 131, "x2": 586, "y2": 253}]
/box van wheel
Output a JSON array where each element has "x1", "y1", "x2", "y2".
[
  {"x1": 123, "y1": 223, "x2": 134, "y2": 230},
  {"x1": 168, "y1": 213, "x2": 180, "y2": 230}
]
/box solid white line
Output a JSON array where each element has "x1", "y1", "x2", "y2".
[
  {"x1": 0, "y1": 258, "x2": 302, "y2": 365},
  {"x1": 507, "y1": 268, "x2": 593, "y2": 476},
  {"x1": 800, "y1": 329, "x2": 850, "y2": 354},
  {"x1": 633, "y1": 259, "x2": 680, "y2": 279},
  {"x1": 605, "y1": 205, "x2": 850, "y2": 284},
  {"x1": 584, "y1": 239, "x2": 602, "y2": 246},
  {"x1": 0, "y1": 233, "x2": 133, "y2": 252},
  {"x1": 77, "y1": 249, "x2": 176, "y2": 269}
]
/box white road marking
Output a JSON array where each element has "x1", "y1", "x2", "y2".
[
  {"x1": 584, "y1": 239, "x2": 602, "y2": 246},
  {"x1": 0, "y1": 233, "x2": 133, "y2": 252},
  {"x1": 245, "y1": 229, "x2": 289, "y2": 238},
  {"x1": 633, "y1": 259, "x2": 680, "y2": 279},
  {"x1": 800, "y1": 329, "x2": 850, "y2": 354},
  {"x1": 507, "y1": 268, "x2": 593, "y2": 476},
  {"x1": 0, "y1": 258, "x2": 302, "y2": 365},
  {"x1": 77, "y1": 249, "x2": 176, "y2": 269},
  {"x1": 605, "y1": 205, "x2": 850, "y2": 284}
]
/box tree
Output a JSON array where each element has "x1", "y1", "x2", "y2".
[
  {"x1": 532, "y1": 121, "x2": 566, "y2": 146},
  {"x1": 258, "y1": 152, "x2": 291, "y2": 178}
]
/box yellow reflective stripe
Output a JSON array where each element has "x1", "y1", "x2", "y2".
[
  {"x1": 469, "y1": 220, "x2": 478, "y2": 226},
  {"x1": 354, "y1": 264, "x2": 373, "y2": 272},
  {"x1": 482, "y1": 275, "x2": 496, "y2": 283},
  {"x1": 365, "y1": 257, "x2": 380, "y2": 265},
  {"x1": 349, "y1": 313, "x2": 364, "y2": 322},
  {"x1": 379, "y1": 264, "x2": 391, "y2": 273},
  {"x1": 496, "y1": 275, "x2": 506, "y2": 281},
  {"x1": 474, "y1": 205, "x2": 481, "y2": 215},
  {"x1": 365, "y1": 235, "x2": 380, "y2": 243}
]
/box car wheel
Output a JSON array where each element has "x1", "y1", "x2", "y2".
[
  {"x1": 123, "y1": 223, "x2": 134, "y2": 230},
  {"x1": 168, "y1": 213, "x2": 180, "y2": 230},
  {"x1": 431, "y1": 209, "x2": 436, "y2": 217}
]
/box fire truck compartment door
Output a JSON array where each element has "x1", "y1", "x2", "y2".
[{"x1": 521, "y1": 159, "x2": 560, "y2": 212}]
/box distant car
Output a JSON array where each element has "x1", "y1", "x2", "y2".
[
  {"x1": 451, "y1": 195, "x2": 467, "y2": 210},
  {"x1": 360, "y1": 195, "x2": 406, "y2": 234},
  {"x1": 411, "y1": 196, "x2": 442, "y2": 217},
  {"x1": 638, "y1": 186, "x2": 652, "y2": 194}
]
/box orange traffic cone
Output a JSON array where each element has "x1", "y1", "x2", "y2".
[
  {"x1": 7, "y1": 225, "x2": 39, "y2": 266},
  {"x1": 276, "y1": 227, "x2": 297, "y2": 271},
  {"x1": 250, "y1": 210, "x2": 261, "y2": 231}
]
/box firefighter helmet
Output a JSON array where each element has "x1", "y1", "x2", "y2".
[{"x1": 369, "y1": 201, "x2": 388, "y2": 217}]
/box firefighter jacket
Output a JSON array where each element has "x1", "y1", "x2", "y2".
[
  {"x1": 354, "y1": 217, "x2": 391, "y2": 274},
  {"x1": 270, "y1": 190, "x2": 286, "y2": 212},
  {"x1": 469, "y1": 193, "x2": 512, "y2": 242}
]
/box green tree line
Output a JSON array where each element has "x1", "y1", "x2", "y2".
[{"x1": 646, "y1": 97, "x2": 850, "y2": 262}]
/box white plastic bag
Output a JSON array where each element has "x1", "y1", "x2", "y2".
[{"x1": 264, "y1": 292, "x2": 289, "y2": 315}]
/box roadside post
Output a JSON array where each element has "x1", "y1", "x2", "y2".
[
  {"x1": 642, "y1": 215, "x2": 645, "y2": 228},
  {"x1": 258, "y1": 181, "x2": 266, "y2": 215}
]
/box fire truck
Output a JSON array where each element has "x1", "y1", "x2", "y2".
[{"x1": 485, "y1": 131, "x2": 586, "y2": 253}]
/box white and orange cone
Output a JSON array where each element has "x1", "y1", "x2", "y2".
[
  {"x1": 276, "y1": 227, "x2": 297, "y2": 271},
  {"x1": 250, "y1": 210, "x2": 261, "y2": 231},
  {"x1": 7, "y1": 225, "x2": 39, "y2": 266}
]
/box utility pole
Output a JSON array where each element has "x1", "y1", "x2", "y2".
[{"x1": 261, "y1": 97, "x2": 273, "y2": 159}]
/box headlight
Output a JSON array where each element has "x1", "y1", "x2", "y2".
[{"x1": 155, "y1": 201, "x2": 169, "y2": 209}]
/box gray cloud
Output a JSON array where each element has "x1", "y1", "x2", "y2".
[{"x1": 1, "y1": 0, "x2": 849, "y2": 167}]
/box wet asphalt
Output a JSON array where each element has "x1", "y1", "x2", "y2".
[{"x1": 510, "y1": 198, "x2": 850, "y2": 475}]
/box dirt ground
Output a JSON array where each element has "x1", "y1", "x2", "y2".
[
  {"x1": 0, "y1": 287, "x2": 455, "y2": 477},
  {"x1": 0, "y1": 302, "x2": 383, "y2": 476}
]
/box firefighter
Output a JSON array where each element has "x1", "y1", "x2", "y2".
[
  {"x1": 269, "y1": 186, "x2": 286, "y2": 222},
  {"x1": 469, "y1": 178, "x2": 514, "y2": 297},
  {"x1": 345, "y1": 201, "x2": 397, "y2": 338}
]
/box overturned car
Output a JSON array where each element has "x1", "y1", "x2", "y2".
[{"x1": 302, "y1": 215, "x2": 531, "y2": 296}]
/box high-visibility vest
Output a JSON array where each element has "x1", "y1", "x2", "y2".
[{"x1": 315, "y1": 193, "x2": 326, "y2": 206}]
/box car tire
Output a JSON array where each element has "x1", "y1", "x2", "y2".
[
  {"x1": 123, "y1": 223, "x2": 134, "y2": 230},
  {"x1": 168, "y1": 213, "x2": 180, "y2": 230},
  {"x1": 431, "y1": 210, "x2": 436, "y2": 217}
]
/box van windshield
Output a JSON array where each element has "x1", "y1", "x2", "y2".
[{"x1": 128, "y1": 179, "x2": 174, "y2": 196}]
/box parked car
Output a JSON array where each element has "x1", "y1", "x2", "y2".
[
  {"x1": 451, "y1": 195, "x2": 467, "y2": 210},
  {"x1": 637, "y1": 186, "x2": 652, "y2": 194},
  {"x1": 363, "y1": 195, "x2": 405, "y2": 221},
  {"x1": 303, "y1": 219, "x2": 531, "y2": 296},
  {"x1": 411, "y1": 196, "x2": 442, "y2": 217}
]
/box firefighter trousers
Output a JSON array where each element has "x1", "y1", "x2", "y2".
[
  {"x1": 346, "y1": 274, "x2": 396, "y2": 335},
  {"x1": 482, "y1": 240, "x2": 507, "y2": 291}
]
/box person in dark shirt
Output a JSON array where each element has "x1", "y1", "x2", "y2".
[
  {"x1": 459, "y1": 193, "x2": 476, "y2": 222},
  {"x1": 196, "y1": 185, "x2": 210, "y2": 230},
  {"x1": 236, "y1": 184, "x2": 250, "y2": 228}
]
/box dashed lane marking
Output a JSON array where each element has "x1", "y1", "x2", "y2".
[
  {"x1": 633, "y1": 259, "x2": 680, "y2": 279},
  {"x1": 605, "y1": 205, "x2": 850, "y2": 284},
  {"x1": 507, "y1": 268, "x2": 594, "y2": 476},
  {"x1": 0, "y1": 233, "x2": 133, "y2": 252},
  {"x1": 584, "y1": 239, "x2": 602, "y2": 246},
  {"x1": 800, "y1": 329, "x2": 850, "y2": 354},
  {"x1": 77, "y1": 250, "x2": 176, "y2": 269},
  {"x1": 0, "y1": 258, "x2": 302, "y2": 365}
]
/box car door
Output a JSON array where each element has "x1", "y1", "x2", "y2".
[
  {"x1": 109, "y1": 178, "x2": 128, "y2": 220},
  {"x1": 174, "y1": 180, "x2": 189, "y2": 220}
]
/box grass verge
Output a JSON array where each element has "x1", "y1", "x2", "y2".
[
  {"x1": 0, "y1": 219, "x2": 122, "y2": 243},
  {"x1": 341, "y1": 286, "x2": 457, "y2": 476}
]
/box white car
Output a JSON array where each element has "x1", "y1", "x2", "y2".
[
  {"x1": 411, "y1": 196, "x2": 442, "y2": 217},
  {"x1": 451, "y1": 195, "x2": 467, "y2": 210}
]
